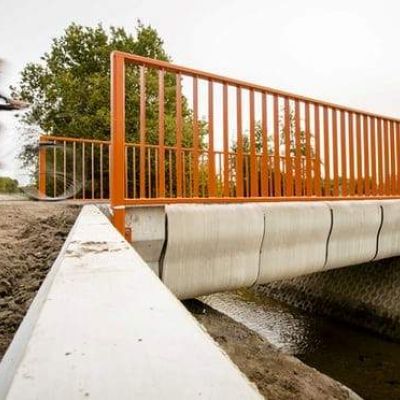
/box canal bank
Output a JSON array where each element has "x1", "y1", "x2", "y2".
[
  {"x1": 256, "y1": 257, "x2": 400, "y2": 342},
  {"x1": 198, "y1": 289, "x2": 400, "y2": 400}
]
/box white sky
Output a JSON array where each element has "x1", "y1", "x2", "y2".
[{"x1": 1, "y1": 0, "x2": 400, "y2": 179}]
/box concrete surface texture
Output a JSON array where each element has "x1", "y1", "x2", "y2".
[
  {"x1": 325, "y1": 201, "x2": 382, "y2": 270},
  {"x1": 376, "y1": 200, "x2": 400, "y2": 260},
  {"x1": 154, "y1": 200, "x2": 400, "y2": 299},
  {"x1": 258, "y1": 202, "x2": 331, "y2": 283},
  {"x1": 0, "y1": 205, "x2": 262, "y2": 400},
  {"x1": 125, "y1": 205, "x2": 165, "y2": 275},
  {"x1": 162, "y1": 204, "x2": 264, "y2": 299},
  {"x1": 124, "y1": 200, "x2": 400, "y2": 300}
]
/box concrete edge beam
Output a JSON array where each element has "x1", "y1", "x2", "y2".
[
  {"x1": 0, "y1": 205, "x2": 262, "y2": 400},
  {"x1": 375, "y1": 200, "x2": 400, "y2": 260},
  {"x1": 325, "y1": 200, "x2": 382, "y2": 270},
  {"x1": 125, "y1": 206, "x2": 166, "y2": 275},
  {"x1": 257, "y1": 202, "x2": 332, "y2": 283},
  {"x1": 162, "y1": 204, "x2": 265, "y2": 299}
]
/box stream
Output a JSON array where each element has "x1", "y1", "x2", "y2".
[{"x1": 201, "y1": 289, "x2": 400, "y2": 400}]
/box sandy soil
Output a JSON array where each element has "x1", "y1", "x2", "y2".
[
  {"x1": 0, "y1": 202, "x2": 79, "y2": 359},
  {"x1": 187, "y1": 300, "x2": 360, "y2": 400}
]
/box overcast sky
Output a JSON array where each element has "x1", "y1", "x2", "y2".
[{"x1": 1, "y1": 0, "x2": 400, "y2": 179}]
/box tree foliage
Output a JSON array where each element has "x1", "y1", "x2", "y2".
[
  {"x1": 0, "y1": 176, "x2": 19, "y2": 193},
  {"x1": 12, "y1": 22, "x2": 201, "y2": 168}
]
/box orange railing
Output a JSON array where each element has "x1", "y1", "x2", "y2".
[
  {"x1": 40, "y1": 51, "x2": 400, "y2": 234},
  {"x1": 38, "y1": 135, "x2": 315, "y2": 202}
]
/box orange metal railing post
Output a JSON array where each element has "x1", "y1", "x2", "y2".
[
  {"x1": 38, "y1": 139, "x2": 46, "y2": 198},
  {"x1": 110, "y1": 51, "x2": 126, "y2": 236}
]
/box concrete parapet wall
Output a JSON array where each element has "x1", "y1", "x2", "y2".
[
  {"x1": 0, "y1": 205, "x2": 262, "y2": 399},
  {"x1": 258, "y1": 202, "x2": 331, "y2": 283},
  {"x1": 162, "y1": 204, "x2": 264, "y2": 299},
  {"x1": 325, "y1": 201, "x2": 382, "y2": 270},
  {"x1": 123, "y1": 198, "x2": 400, "y2": 335},
  {"x1": 376, "y1": 200, "x2": 400, "y2": 260}
]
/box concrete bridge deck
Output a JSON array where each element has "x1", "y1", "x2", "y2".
[{"x1": 0, "y1": 205, "x2": 261, "y2": 399}]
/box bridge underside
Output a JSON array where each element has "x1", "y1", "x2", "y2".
[{"x1": 126, "y1": 199, "x2": 400, "y2": 300}]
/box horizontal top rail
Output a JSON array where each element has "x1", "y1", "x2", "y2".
[
  {"x1": 113, "y1": 51, "x2": 400, "y2": 123},
  {"x1": 41, "y1": 135, "x2": 110, "y2": 145}
]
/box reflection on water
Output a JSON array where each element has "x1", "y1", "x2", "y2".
[{"x1": 201, "y1": 289, "x2": 400, "y2": 400}]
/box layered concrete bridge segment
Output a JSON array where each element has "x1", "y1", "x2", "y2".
[
  {"x1": 126, "y1": 200, "x2": 400, "y2": 300},
  {"x1": 0, "y1": 205, "x2": 262, "y2": 399}
]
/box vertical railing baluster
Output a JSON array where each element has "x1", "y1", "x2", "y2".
[
  {"x1": 384, "y1": 119, "x2": 390, "y2": 195},
  {"x1": 192, "y1": 77, "x2": 200, "y2": 197},
  {"x1": 349, "y1": 113, "x2": 356, "y2": 195},
  {"x1": 176, "y1": 73, "x2": 183, "y2": 197},
  {"x1": 396, "y1": 122, "x2": 400, "y2": 194},
  {"x1": 340, "y1": 111, "x2": 347, "y2": 197},
  {"x1": 53, "y1": 144, "x2": 57, "y2": 198},
  {"x1": 305, "y1": 102, "x2": 312, "y2": 196},
  {"x1": 370, "y1": 117, "x2": 377, "y2": 195},
  {"x1": 284, "y1": 98, "x2": 292, "y2": 196},
  {"x1": 82, "y1": 142, "x2": 85, "y2": 199},
  {"x1": 183, "y1": 151, "x2": 187, "y2": 198},
  {"x1": 273, "y1": 95, "x2": 281, "y2": 197},
  {"x1": 390, "y1": 120, "x2": 396, "y2": 194},
  {"x1": 124, "y1": 146, "x2": 128, "y2": 197},
  {"x1": 100, "y1": 144, "x2": 104, "y2": 199},
  {"x1": 158, "y1": 69, "x2": 165, "y2": 198},
  {"x1": 73, "y1": 142, "x2": 76, "y2": 199},
  {"x1": 314, "y1": 104, "x2": 321, "y2": 196},
  {"x1": 355, "y1": 114, "x2": 363, "y2": 195},
  {"x1": 133, "y1": 147, "x2": 136, "y2": 199},
  {"x1": 249, "y1": 89, "x2": 258, "y2": 196},
  {"x1": 236, "y1": 87, "x2": 244, "y2": 197},
  {"x1": 377, "y1": 118, "x2": 384, "y2": 195},
  {"x1": 323, "y1": 106, "x2": 331, "y2": 196},
  {"x1": 223, "y1": 83, "x2": 230, "y2": 197},
  {"x1": 208, "y1": 80, "x2": 216, "y2": 197},
  {"x1": 332, "y1": 109, "x2": 339, "y2": 196},
  {"x1": 169, "y1": 150, "x2": 173, "y2": 198},
  {"x1": 363, "y1": 115, "x2": 371, "y2": 196},
  {"x1": 63, "y1": 141, "x2": 67, "y2": 195},
  {"x1": 261, "y1": 93, "x2": 268, "y2": 197},
  {"x1": 91, "y1": 143, "x2": 95, "y2": 199},
  {"x1": 155, "y1": 148, "x2": 159, "y2": 198},
  {"x1": 139, "y1": 65, "x2": 146, "y2": 198},
  {"x1": 294, "y1": 100, "x2": 301, "y2": 196}
]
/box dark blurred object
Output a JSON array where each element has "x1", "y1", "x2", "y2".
[{"x1": 0, "y1": 94, "x2": 29, "y2": 111}]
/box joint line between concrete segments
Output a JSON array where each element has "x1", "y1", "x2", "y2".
[
  {"x1": 323, "y1": 205, "x2": 334, "y2": 269},
  {"x1": 252, "y1": 212, "x2": 266, "y2": 287},
  {"x1": 159, "y1": 213, "x2": 169, "y2": 279},
  {"x1": 372, "y1": 205, "x2": 384, "y2": 261}
]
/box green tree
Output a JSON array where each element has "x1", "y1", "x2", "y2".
[
  {"x1": 12, "y1": 22, "x2": 203, "y2": 170},
  {"x1": 0, "y1": 176, "x2": 19, "y2": 193}
]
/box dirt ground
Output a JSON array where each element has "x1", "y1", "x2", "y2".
[
  {"x1": 0, "y1": 201, "x2": 79, "y2": 359},
  {"x1": 187, "y1": 300, "x2": 360, "y2": 400}
]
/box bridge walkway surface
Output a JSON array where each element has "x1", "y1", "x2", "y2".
[{"x1": 0, "y1": 205, "x2": 262, "y2": 399}]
